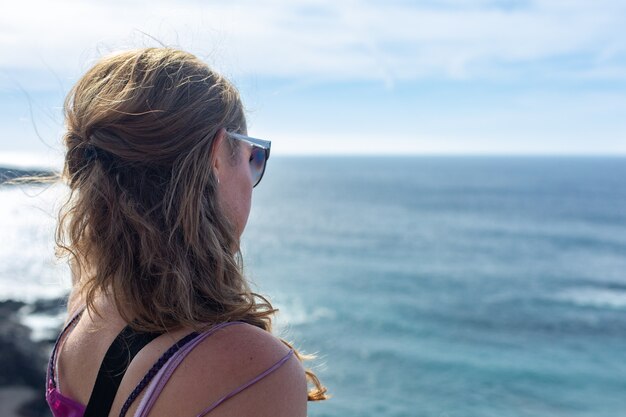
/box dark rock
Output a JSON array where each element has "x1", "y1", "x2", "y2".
[
  {"x1": 0, "y1": 300, "x2": 26, "y2": 316},
  {"x1": 18, "y1": 393, "x2": 53, "y2": 417},
  {"x1": 0, "y1": 299, "x2": 62, "y2": 416},
  {"x1": 0, "y1": 312, "x2": 49, "y2": 388},
  {"x1": 29, "y1": 298, "x2": 66, "y2": 316}
]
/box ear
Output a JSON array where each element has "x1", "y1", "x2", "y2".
[{"x1": 210, "y1": 128, "x2": 228, "y2": 177}]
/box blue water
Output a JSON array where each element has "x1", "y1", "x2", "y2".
[
  {"x1": 2, "y1": 157, "x2": 626, "y2": 416},
  {"x1": 241, "y1": 157, "x2": 626, "y2": 417}
]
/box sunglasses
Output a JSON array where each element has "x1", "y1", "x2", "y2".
[{"x1": 228, "y1": 132, "x2": 271, "y2": 187}]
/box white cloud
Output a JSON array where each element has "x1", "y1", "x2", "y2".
[
  {"x1": 1, "y1": 0, "x2": 625, "y2": 89},
  {"x1": 1, "y1": 0, "x2": 625, "y2": 156}
]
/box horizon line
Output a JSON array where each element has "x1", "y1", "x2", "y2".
[{"x1": 1, "y1": 152, "x2": 626, "y2": 171}]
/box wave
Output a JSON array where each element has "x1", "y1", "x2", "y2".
[
  {"x1": 271, "y1": 297, "x2": 336, "y2": 334},
  {"x1": 554, "y1": 287, "x2": 626, "y2": 309}
]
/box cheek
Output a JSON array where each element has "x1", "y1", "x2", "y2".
[
  {"x1": 238, "y1": 166, "x2": 253, "y2": 226},
  {"x1": 237, "y1": 152, "x2": 254, "y2": 197},
  {"x1": 225, "y1": 159, "x2": 253, "y2": 236},
  {"x1": 218, "y1": 188, "x2": 245, "y2": 237}
]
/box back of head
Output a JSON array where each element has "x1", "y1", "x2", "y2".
[
  {"x1": 58, "y1": 47, "x2": 262, "y2": 332},
  {"x1": 57, "y1": 47, "x2": 328, "y2": 401}
]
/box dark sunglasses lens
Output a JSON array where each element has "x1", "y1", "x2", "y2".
[{"x1": 249, "y1": 147, "x2": 266, "y2": 186}]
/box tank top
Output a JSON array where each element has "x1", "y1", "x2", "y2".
[{"x1": 46, "y1": 308, "x2": 294, "y2": 417}]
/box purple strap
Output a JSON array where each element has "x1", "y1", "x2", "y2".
[
  {"x1": 118, "y1": 331, "x2": 200, "y2": 417},
  {"x1": 196, "y1": 349, "x2": 294, "y2": 416},
  {"x1": 47, "y1": 305, "x2": 86, "y2": 389},
  {"x1": 133, "y1": 321, "x2": 243, "y2": 417},
  {"x1": 133, "y1": 322, "x2": 295, "y2": 417}
]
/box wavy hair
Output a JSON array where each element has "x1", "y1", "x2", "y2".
[{"x1": 55, "y1": 47, "x2": 327, "y2": 401}]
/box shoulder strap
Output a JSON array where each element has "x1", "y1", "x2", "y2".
[
  {"x1": 196, "y1": 349, "x2": 294, "y2": 416},
  {"x1": 48, "y1": 306, "x2": 86, "y2": 389},
  {"x1": 83, "y1": 326, "x2": 162, "y2": 417},
  {"x1": 118, "y1": 331, "x2": 199, "y2": 417},
  {"x1": 133, "y1": 321, "x2": 244, "y2": 417},
  {"x1": 132, "y1": 322, "x2": 295, "y2": 417}
]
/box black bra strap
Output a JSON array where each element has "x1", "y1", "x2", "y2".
[{"x1": 83, "y1": 326, "x2": 161, "y2": 417}]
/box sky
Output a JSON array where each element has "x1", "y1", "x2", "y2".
[{"x1": 1, "y1": 0, "x2": 625, "y2": 167}]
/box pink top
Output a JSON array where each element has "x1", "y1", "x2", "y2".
[{"x1": 46, "y1": 309, "x2": 294, "y2": 417}]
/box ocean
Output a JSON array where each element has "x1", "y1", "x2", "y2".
[{"x1": 2, "y1": 156, "x2": 626, "y2": 417}]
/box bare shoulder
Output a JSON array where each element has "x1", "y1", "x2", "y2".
[{"x1": 150, "y1": 322, "x2": 308, "y2": 417}]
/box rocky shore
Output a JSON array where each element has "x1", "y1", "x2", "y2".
[{"x1": 0, "y1": 298, "x2": 66, "y2": 417}]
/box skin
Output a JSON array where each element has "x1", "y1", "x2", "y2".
[
  {"x1": 212, "y1": 128, "x2": 253, "y2": 240},
  {"x1": 59, "y1": 131, "x2": 308, "y2": 416}
]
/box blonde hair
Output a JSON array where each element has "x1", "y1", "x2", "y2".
[{"x1": 56, "y1": 47, "x2": 327, "y2": 401}]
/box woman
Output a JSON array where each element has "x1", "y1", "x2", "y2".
[{"x1": 46, "y1": 48, "x2": 327, "y2": 417}]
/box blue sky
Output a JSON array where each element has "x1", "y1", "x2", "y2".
[{"x1": 1, "y1": 0, "x2": 625, "y2": 167}]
